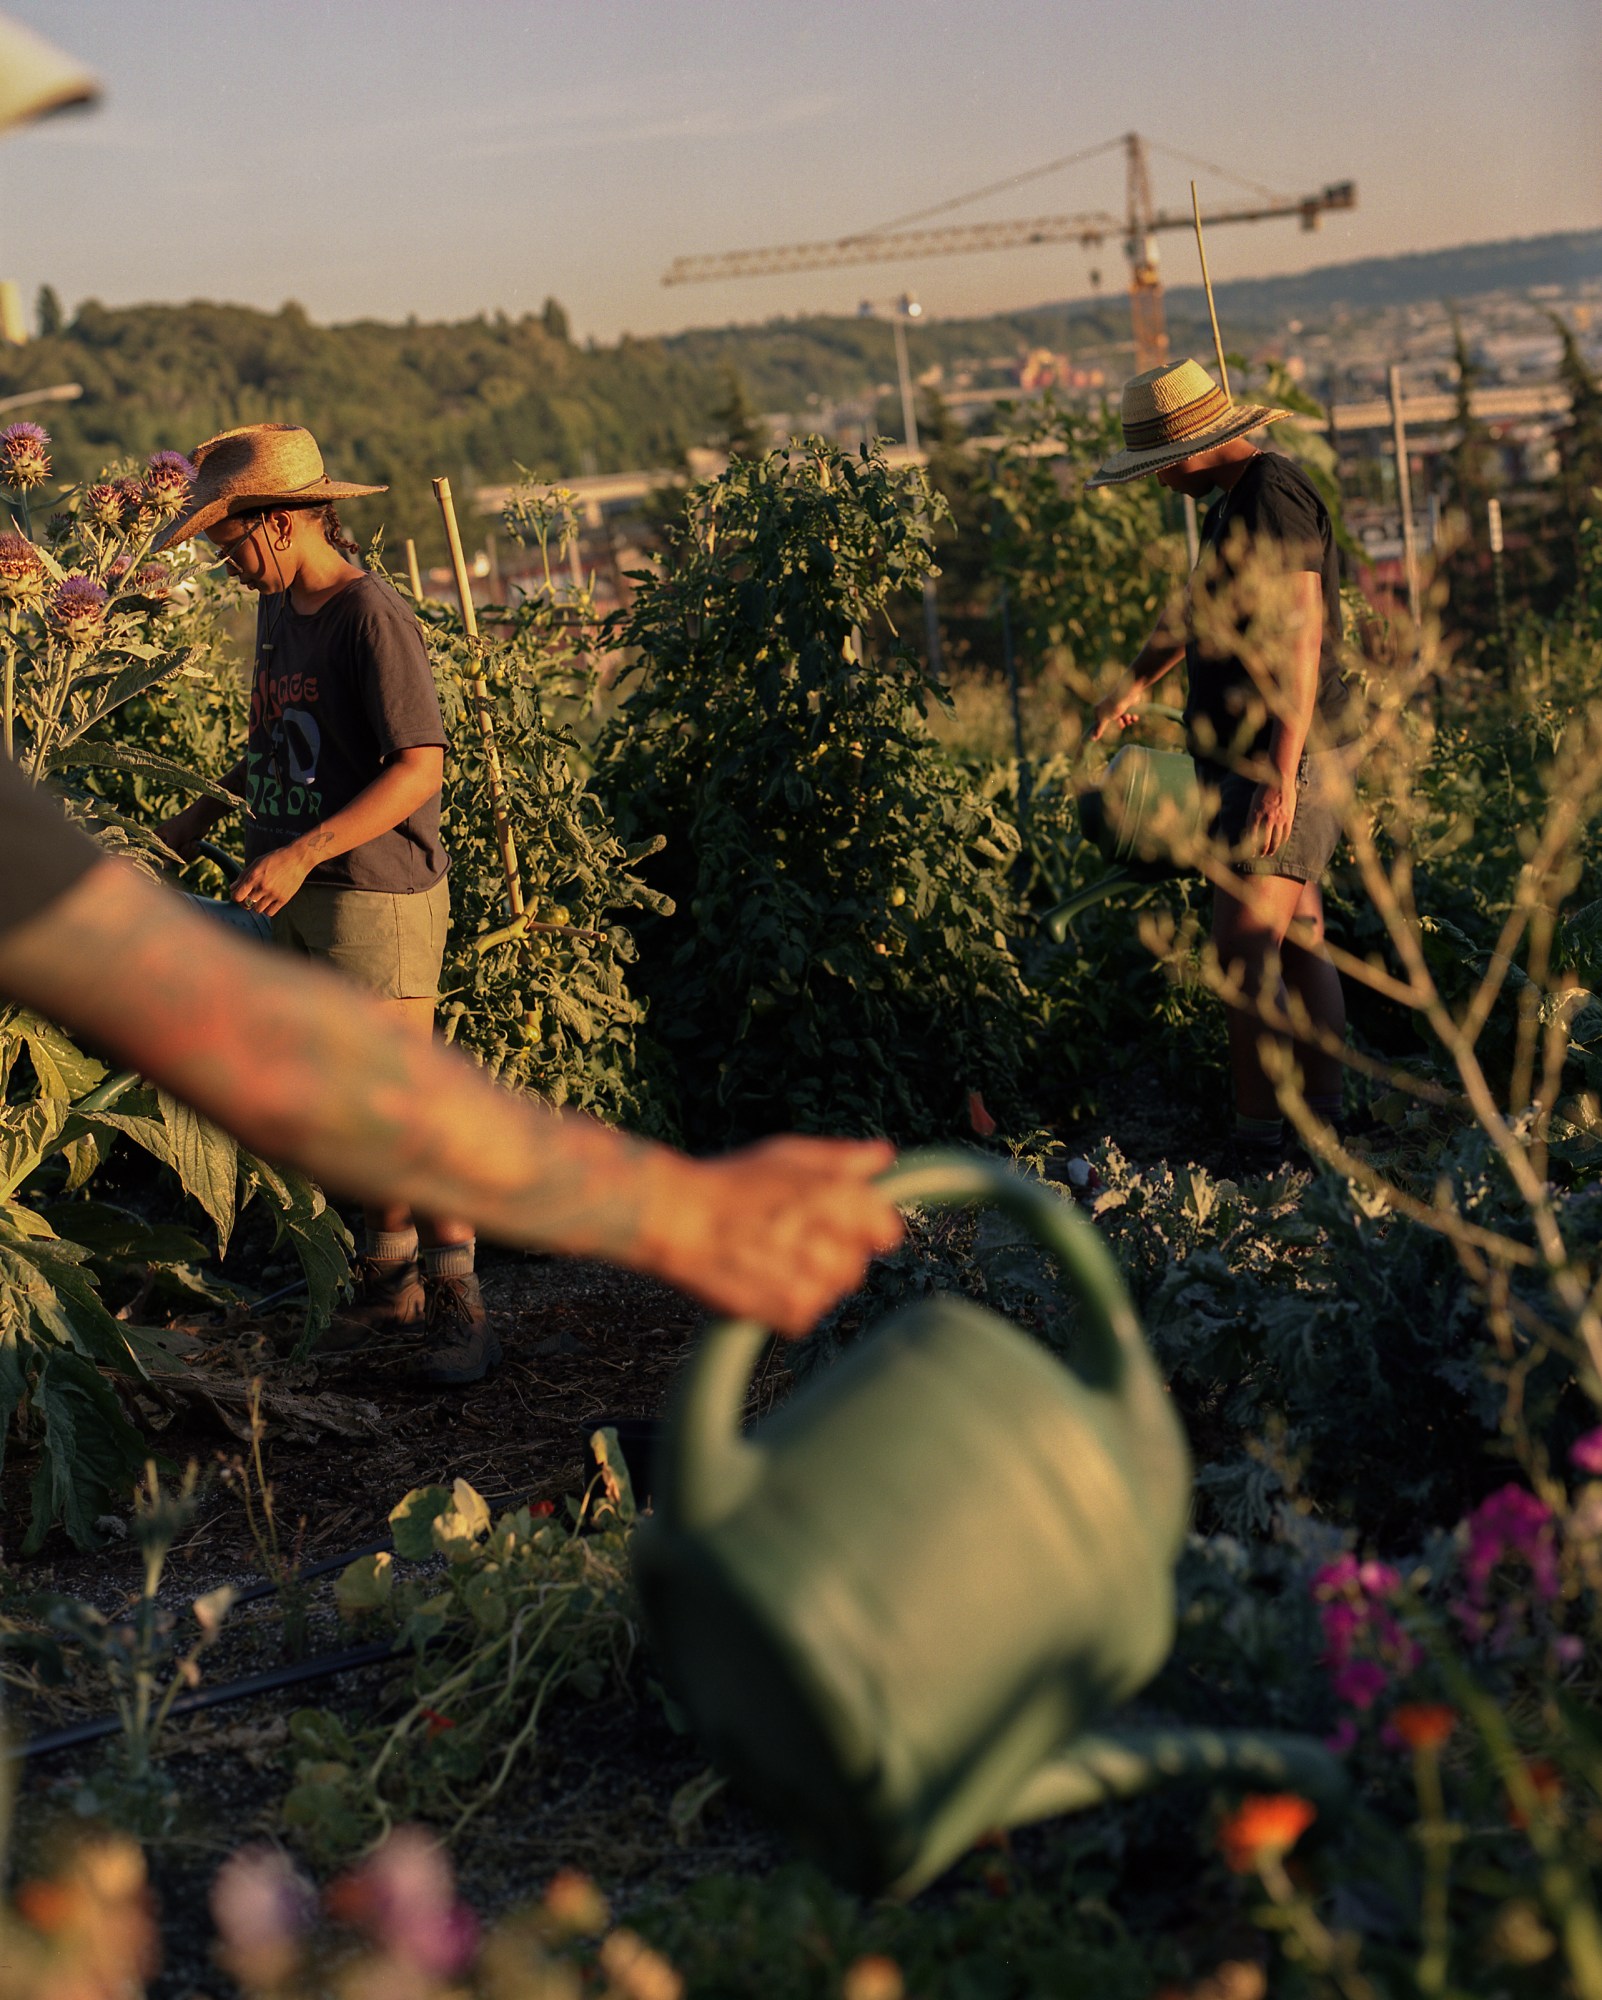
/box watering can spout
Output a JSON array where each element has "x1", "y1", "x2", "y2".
[{"x1": 656, "y1": 1318, "x2": 768, "y2": 1533}]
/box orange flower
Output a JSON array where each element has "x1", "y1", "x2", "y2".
[
  {"x1": 843, "y1": 1957, "x2": 905, "y2": 2000},
  {"x1": 1393, "y1": 1703, "x2": 1457, "y2": 1751},
  {"x1": 1218, "y1": 1794, "x2": 1317, "y2": 1873},
  {"x1": 1507, "y1": 1757, "x2": 1563, "y2": 1829},
  {"x1": 14, "y1": 1879, "x2": 79, "y2": 1932}
]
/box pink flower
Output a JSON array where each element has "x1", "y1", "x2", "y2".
[
  {"x1": 325, "y1": 1827, "x2": 479, "y2": 1978},
  {"x1": 1312, "y1": 1548, "x2": 1420, "y2": 1712},
  {"x1": 1331, "y1": 1659, "x2": 1389, "y2": 1711},
  {"x1": 211, "y1": 1846, "x2": 315, "y2": 1988},
  {"x1": 0, "y1": 421, "x2": 50, "y2": 490},
  {"x1": 1461, "y1": 1485, "x2": 1559, "y2": 1607},
  {"x1": 1571, "y1": 1429, "x2": 1602, "y2": 1477}
]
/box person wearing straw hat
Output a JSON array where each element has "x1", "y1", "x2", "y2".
[
  {"x1": 0, "y1": 755, "x2": 902, "y2": 1349},
  {"x1": 1088, "y1": 358, "x2": 1353, "y2": 1177},
  {"x1": 153, "y1": 423, "x2": 491, "y2": 1380}
]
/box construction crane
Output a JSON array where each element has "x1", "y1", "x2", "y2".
[{"x1": 663, "y1": 132, "x2": 1355, "y2": 373}]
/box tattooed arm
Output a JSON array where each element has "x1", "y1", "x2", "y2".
[{"x1": 0, "y1": 860, "x2": 902, "y2": 1334}]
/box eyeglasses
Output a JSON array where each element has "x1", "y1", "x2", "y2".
[{"x1": 207, "y1": 520, "x2": 265, "y2": 570}]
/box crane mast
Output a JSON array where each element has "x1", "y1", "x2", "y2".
[{"x1": 1124, "y1": 133, "x2": 1167, "y2": 372}]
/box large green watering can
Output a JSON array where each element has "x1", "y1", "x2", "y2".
[
  {"x1": 632, "y1": 1151, "x2": 1345, "y2": 1897},
  {"x1": 1044, "y1": 705, "x2": 1207, "y2": 942}
]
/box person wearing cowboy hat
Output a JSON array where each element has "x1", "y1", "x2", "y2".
[
  {"x1": 1088, "y1": 358, "x2": 1355, "y2": 1176},
  {"x1": 0, "y1": 755, "x2": 903, "y2": 1354},
  {"x1": 154, "y1": 423, "x2": 491, "y2": 1380}
]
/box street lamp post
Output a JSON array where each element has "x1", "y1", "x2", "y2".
[{"x1": 861, "y1": 294, "x2": 940, "y2": 674}]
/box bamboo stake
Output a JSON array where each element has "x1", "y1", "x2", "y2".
[
  {"x1": 404, "y1": 537, "x2": 425, "y2": 604},
  {"x1": 431, "y1": 476, "x2": 524, "y2": 919},
  {"x1": 1189, "y1": 179, "x2": 1230, "y2": 401}
]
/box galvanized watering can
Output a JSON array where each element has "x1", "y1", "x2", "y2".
[
  {"x1": 632, "y1": 1150, "x2": 1344, "y2": 1897},
  {"x1": 1044, "y1": 705, "x2": 1206, "y2": 942}
]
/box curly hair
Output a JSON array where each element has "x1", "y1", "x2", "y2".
[
  {"x1": 313, "y1": 502, "x2": 362, "y2": 559},
  {"x1": 233, "y1": 500, "x2": 362, "y2": 561}
]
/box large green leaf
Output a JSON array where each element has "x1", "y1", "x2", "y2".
[
  {"x1": 23, "y1": 1348, "x2": 149, "y2": 1553},
  {"x1": 155, "y1": 1090, "x2": 238, "y2": 1256},
  {"x1": 0, "y1": 1100, "x2": 67, "y2": 1199},
  {"x1": 52, "y1": 738, "x2": 236, "y2": 802},
  {"x1": 73, "y1": 1094, "x2": 239, "y2": 1256},
  {"x1": 239, "y1": 1150, "x2": 353, "y2": 1345},
  {"x1": 8, "y1": 1014, "x2": 109, "y2": 1101}
]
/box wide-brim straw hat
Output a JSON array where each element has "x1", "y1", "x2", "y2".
[
  {"x1": 1087, "y1": 358, "x2": 1292, "y2": 488},
  {"x1": 154, "y1": 423, "x2": 387, "y2": 549}
]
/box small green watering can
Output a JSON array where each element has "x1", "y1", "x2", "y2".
[
  {"x1": 632, "y1": 1150, "x2": 1345, "y2": 1896},
  {"x1": 1044, "y1": 705, "x2": 1207, "y2": 942}
]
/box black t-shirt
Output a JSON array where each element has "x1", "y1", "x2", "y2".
[
  {"x1": 1184, "y1": 452, "x2": 1348, "y2": 764},
  {"x1": 0, "y1": 755, "x2": 101, "y2": 939},
  {"x1": 244, "y1": 574, "x2": 449, "y2": 892}
]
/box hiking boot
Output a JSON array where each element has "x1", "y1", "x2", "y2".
[
  {"x1": 413, "y1": 1272, "x2": 502, "y2": 1386},
  {"x1": 320, "y1": 1256, "x2": 428, "y2": 1354}
]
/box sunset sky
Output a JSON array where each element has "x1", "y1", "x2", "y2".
[{"x1": 4, "y1": 0, "x2": 1598, "y2": 339}]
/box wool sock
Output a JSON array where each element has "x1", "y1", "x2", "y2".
[
  {"x1": 366, "y1": 1225, "x2": 419, "y2": 1265},
  {"x1": 1233, "y1": 1112, "x2": 1285, "y2": 1150},
  {"x1": 422, "y1": 1239, "x2": 476, "y2": 1281}
]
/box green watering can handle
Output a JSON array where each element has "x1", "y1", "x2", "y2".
[
  {"x1": 1042, "y1": 866, "x2": 1138, "y2": 942},
  {"x1": 1005, "y1": 1725, "x2": 1351, "y2": 1828},
  {"x1": 660, "y1": 1147, "x2": 1168, "y2": 1534}
]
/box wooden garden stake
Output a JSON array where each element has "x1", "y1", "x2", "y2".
[
  {"x1": 1190, "y1": 179, "x2": 1231, "y2": 401},
  {"x1": 431, "y1": 475, "x2": 524, "y2": 919},
  {"x1": 404, "y1": 536, "x2": 425, "y2": 603}
]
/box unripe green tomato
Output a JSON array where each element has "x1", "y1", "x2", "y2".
[
  {"x1": 550, "y1": 906, "x2": 571, "y2": 927},
  {"x1": 889, "y1": 887, "x2": 907, "y2": 908}
]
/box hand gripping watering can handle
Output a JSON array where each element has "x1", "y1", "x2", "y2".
[{"x1": 659, "y1": 1147, "x2": 1182, "y2": 1535}]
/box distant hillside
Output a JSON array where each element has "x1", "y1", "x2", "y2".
[
  {"x1": 661, "y1": 228, "x2": 1602, "y2": 407},
  {"x1": 1166, "y1": 226, "x2": 1602, "y2": 322},
  {"x1": 1, "y1": 228, "x2": 1593, "y2": 544}
]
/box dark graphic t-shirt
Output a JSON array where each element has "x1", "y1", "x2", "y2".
[
  {"x1": 1185, "y1": 451, "x2": 1349, "y2": 763},
  {"x1": 0, "y1": 754, "x2": 100, "y2": 938},
  {"x1": 245, "y1": 574, "x2": 449, "y2": 892}
]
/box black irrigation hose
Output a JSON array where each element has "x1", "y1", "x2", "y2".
[
  {"x1": 10, "y1": 1445, "x2": 655, "y2": 1763},
  {"x1": 13, "y1": 1639, "x2": 400, "y2": 1761}
]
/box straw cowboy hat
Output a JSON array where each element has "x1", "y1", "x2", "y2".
[
  {"x1": 154, "y1": 423, "x2": 386, "y2": 549},
  {"x1": 1087, "y1": 358, "x2": 1292, "y2": 488}
]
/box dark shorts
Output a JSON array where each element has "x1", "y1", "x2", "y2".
[{"x1": 1194, "y1": 750, "x2": 1349, "y2": 885}]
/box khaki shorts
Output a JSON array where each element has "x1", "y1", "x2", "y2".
[{"x1": 271, "y1": 876, "x2": 450, "y2": 1001}]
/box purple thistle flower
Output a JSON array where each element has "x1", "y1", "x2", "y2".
[
  {"x1": 143, "y1": 450, "x2": 195, "y2": 517},
  {"x1": 111, "y1": 474, "x2": 153, "y2": 528},
  {"x1": 49, "y1": 573, "x2": 109, "y2": 640},
  {"x1": 0, "y1": 420, "x2": 51, "y2": 490},
  {"x1": 211, "y1": 1846, "x2": 316, "y2": 1989},
  {"x1": 130, "y1": 561, "x2": 172, "y2": 601},
  {"x1": 85, "y1": 481, "x2": 126, "y2": 529},
  {"x1": 0, "y1": 531, "x2": 47, "y2": 605},
  {"x1": 1571, "y1": 1429, "x2": 1602, "y2": 1478}
]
